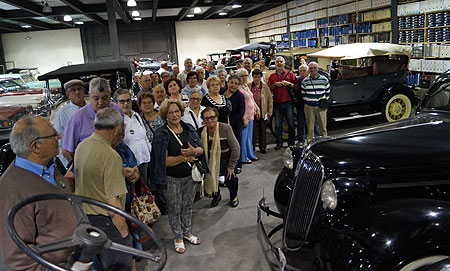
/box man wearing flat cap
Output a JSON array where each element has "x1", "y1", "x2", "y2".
[{"x1": 53, "y1": 79, "x2": 86, "y2": 168}]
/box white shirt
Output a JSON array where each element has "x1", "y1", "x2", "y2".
[
  {"x1": 53, "y1": 100, "x2": 84, "y2": 168},
  {"x1": 123, "y1": 111, "x2": 152, "y2": 165},
  {"x1": 198, "y1": 81, "x2": 208, "y2": 93},
  {"x1": 182, "y1": 105, "x2": 205, "y2": 130}
]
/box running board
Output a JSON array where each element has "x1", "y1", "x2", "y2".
[{"x1": 332, "y1": 112, "x2": 381, "y2": 122}]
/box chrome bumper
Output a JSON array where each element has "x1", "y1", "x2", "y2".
[{"x1": 257, "y1": 197, "x2": 289, "y2": 271}]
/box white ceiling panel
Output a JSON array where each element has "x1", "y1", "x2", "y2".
[
  {"x1": 29, "y1": 0, "x2": 68, "y2": 7},
  {"x1": 33, "y1": 17, "x2": 62, "y2": 24},
  {"x1": 0, "y1": 2, "x2": 20, "y2": 10},
  {"x1": 157, "y1": 8, "x2": 182, "y2": 17}
]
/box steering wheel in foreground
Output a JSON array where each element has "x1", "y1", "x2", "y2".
[{"x1": 7, "y1": 193, "x2": 167, "y2": 271}]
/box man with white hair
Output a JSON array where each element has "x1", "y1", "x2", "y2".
[
  {"x1": 301, "y1": 61, "x2": 330, "y2": 141},
  {"x1": 158, "y1": 60, "x2": 169, "y2": 74},
  {"x1": 62, "y1": 77, "x2": 123, "y2": 161},
  {"x1": 195, "y1": 66, "x2": 208, "y2": 92},
  {"x1": 171, "y1": 64, "x2": 180, "y2": 79},
  {"x1": 75, "y1": 108, "x2": 131, "y2": 270},
  {"x1": 243, "y1": 57, "x2": 253, "y2": 82},
  {"x1": 178, "y1": 58, "x2": 193, "y2": 88},
  {"x1": 268, "y1": 56, "x2": 297, "y2": 150}
]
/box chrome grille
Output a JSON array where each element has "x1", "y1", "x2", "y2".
[{"x1": 283, "y1": 151, "x2": 324, "y2": 250}]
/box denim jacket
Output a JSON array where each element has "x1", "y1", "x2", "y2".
[{"x1": 150, "y1": 120, "x2": 209, "y2": 185}]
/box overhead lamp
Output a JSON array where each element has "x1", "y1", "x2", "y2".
[
  {"x1": 42, "y1": 1, "x2": 52, "y2": 13},
  {"x1": 74, "y1": 20, "x2": 84, "y2": 25},
  {"x1": 186, "y1": 14, "x2": 194, "y2": 18},
  {"x1": 204, "y1": 0, "x2": 213, "y2": 3},
  {"x1": 219, "y1": 11, "x2": 227, "y2": 16},
  {"x1": 63, "y1": 15, "x2": 72, "y2": 21},
  {"x1": 25, "y1": 35, "x2": 32, "y2": 40},
  {"x1": 133, "y1": 17, "x2": 142, "y2": 21},
  {"x1": 232, "y1": 4, "x2": 241, "y2": 8},
  {"x1": 127, "y1": 0, "x2": 137, "y2": 7},
  {"x1": 131, "y1": 10, "x2": 140, "y2": 17},
  {"x1": 20, "y1": 24, "x2": 32, "y2": 28},
  {"x1": 193, "y1": 7, "x2": 201, "y2": 13}
]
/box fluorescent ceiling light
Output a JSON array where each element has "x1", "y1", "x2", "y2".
[
  {"x1": 127, "y1": 0, "x2": 137, "y2": 7},
  {"x1": 186, "y1": 14, "x2": 194, "y2": 17},
  {"x1": 193, "y1": 7, "x2": 201, "y2": 13},
  {"x1": 74, "y1": 20, "x2": 84, "y2": 25},
  {"x1": 63, "y1": 15, "x2": 72, "y2": 21},
  {"x1": 21, "y1": 24, "x2": 31, "y2": 28},
  {"x1": 219, "y1": 12, "x2": 227, "y2": 16},
  {"x1": 42, "y1": 1, "x2": 52, "y2": 13},
  {"x1": 131, "y1": 10, "x2": 140, "y2": 17},
  {"x1": 133, "y1": 17, "x2": 142, "y2": 20},
  {"x1": 232, "y1": 4, "x2": 241, "y2": 8}
]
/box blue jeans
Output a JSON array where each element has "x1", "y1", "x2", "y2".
[
  {"x1": 296, "y1": 103, "x2": 319, "y2": 143},
  {"x1": 274, "y1": 102, "x2": 295, "y2": 146},
  {"x1": 241, "y1": 120, "x2": 256, "y2": 162}
]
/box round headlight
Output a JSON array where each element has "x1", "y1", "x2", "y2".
[
  {"x1": 283, "y1": 147, "x2": 293, "y2": 169},
  {"x1": 321, "y1": 180, "x2": 337, "y2": 210}
]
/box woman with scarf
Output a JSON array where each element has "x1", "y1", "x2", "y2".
[{"x1": 199, "y1": 107, "x2": 240, "y2": 207}]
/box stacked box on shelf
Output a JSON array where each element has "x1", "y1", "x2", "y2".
[
  {"x1": 409, "y1": 59, "x2": 422, "y2": 71},
  {"x1": 425, "y1": 44, "x2": 441, "y2": 57},
  {"x1": 445, "y1": 61, "x2": 450, "y2": 72},
  {"x1": 357, "y1": 22, "x2": 373, "y2": 33},
  {"x1": 411, "y1": 44, "x2": 425, "y2": 58},
  {"x1": 440, "y1": 45, "x2": 450, "y2": 58},
  {"x1": 317, "y1": 18, "x2": 328, "y2": 28},
  {"x1": 308, "y1": 39, "x2": 317, "y2": 47},
  {"x1": 329, "y1": 14, "x2": 355, "y2": 26},
  {"x1": 406, "y1": 73, "x2": 422, "y2": 85},
  {"x1": 319, "y1": 28, "x2": 328, "y2": 37}
]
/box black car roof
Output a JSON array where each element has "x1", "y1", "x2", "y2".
[
  {"x1": 5, "y1": 67, "x2": 37, "y2": 74},
  {"x1": 38, "y1": 60, "x2": 133, "y2": 81}
]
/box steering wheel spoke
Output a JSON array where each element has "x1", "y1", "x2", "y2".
[
  {"x1": 106, "y1": 240, "x2": 161, "y2": 263},
  {"x1": 67, "y1": 195, "x2": 90, "y2": 225},
  {"x1": 33, "y1": 238, "x2": 78, "y2": 254}
]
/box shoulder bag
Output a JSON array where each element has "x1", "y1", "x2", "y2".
[
  {"x1": 309, "y1": 77, "x2": 330, "y2": 110},
  {"x1": 282, "y1": 71, "x2": 298, "y2": 104},
  {"x1": 167, "y1": 125, "x2": 204, "y2": 182}
]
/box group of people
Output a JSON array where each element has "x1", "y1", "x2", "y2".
[{"x1": 0, "y1": 54, "x2": 331, "y2": 271}]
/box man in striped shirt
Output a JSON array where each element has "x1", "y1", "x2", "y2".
[{"x1": 301, "y1": 61, "x2": 330, "y2": 141}]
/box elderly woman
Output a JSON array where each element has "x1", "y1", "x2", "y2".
[
  {"x1": 195, "y1": 66, "x2": 208, "y2": 91},
  {"x1": 237, "y1": 68, "x2": 260, "y2": 164},
  {"x1": 217, "y1": 69, "x2": 228, "y2": 94},
  {"x1": 201, "y1": 76, "x2": 232, "y2": 124},
  {"x1": 153, "y1": 85, "x2": 167, "y2": 111},
  {"x1": 164, "y1": 78, "x2": 184, "y2": 102},
  {"x1": 138, "y1": 92, "x2": 165, "y2": 143},
  {"x1": 249, "y1": 69, "x2": 273, "y2": 154},
  {"x1": 182, "y1": 71, "x2": 207, "y2": 96},
  {"x1": 114, "y1": 89, "x2": 152, "y2": 183},
  {"x1": 151, "y1": 99, "x2": 206, "y2": 254},
  {"x1": 182, "y1": 89, "x2": 205, "y2": 130},
  {"x1": 198, "y1": 107, "x2": 240, "y2": 207}
]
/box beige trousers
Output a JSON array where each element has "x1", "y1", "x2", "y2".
[{"x1": 304, "y1": 104, "x2": 327, "y2": 141}]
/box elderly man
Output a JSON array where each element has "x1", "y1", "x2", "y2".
[
  {"x1": 301, "y1": 61, "x2": 330, "y2": 141},
  {"x1": 205, "y1": 61, "x2": 216, "y2": 80},
  {"x1": 139, "y1": 71, "x2": 152, "y2": 93},
  {"x1": 158, "y1": 60, "x2": 169, "y2": 74},
  {"x1": 62, "y1": 77, "x2": 122, "y2": 161},
  {"x1": 296, "y1": 64, "x2": 319, "y2": 144},
  {"x1": 0, "y1": 116, "x2": 91, "y2": 270},
  {"x1": 268, "y1": 56, "x2": 297, "y2": 149},
  {"x1": 53, "y1": 79, "x2": 86, "y2": 168},
  {"x1": 243, "y1": 57, "x2": 253, "y2": 81},
  {"x1": 171, "y1": 64, "x2": 180, "y2": 79},
  {"x1": 195, "y1": 66, "x2": 208, "y2": 92},
  {"x1": 178, "y1": 58, "x2": 193, "y2": 88},
  {"x1": 75, "y1": 108, "x2": 131, "y2": 270}
]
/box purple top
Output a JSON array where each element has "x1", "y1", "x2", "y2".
[{"x1": 62, "y1": 103, "x2": 123, "y2": 153}]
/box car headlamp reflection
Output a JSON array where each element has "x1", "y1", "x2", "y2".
[
  {"x1": 321, "y1": 180, "x2": 337, "y2": 210},
  {"x1": 283, "y1": 148, "x2": 294, "y2": 169}
]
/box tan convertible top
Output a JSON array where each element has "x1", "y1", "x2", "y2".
[{"x1": 308, "y1": 43, "x2": 412, "y2": 60}]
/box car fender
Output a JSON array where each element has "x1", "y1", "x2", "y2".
[
  {"x1": 379, "y1": 83, "x2": 418, "y2": 109},
  {"x1": 319, "y1": 199, "x2": 450, "y2": 270}
]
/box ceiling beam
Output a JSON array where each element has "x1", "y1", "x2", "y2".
[
  {"x1": 12, "y1": 18, "x2": 52, "y2": 30},
  {"x1": 0, "y1": 0, "x2": 74, "y2": 27},
  {"x1": 202, "y1": 0, "x2": 236, "y2": 19},
  {"x1": 178, "y1": 0, "x2": 199, "y2": 21},
  {"x1": 59, "y1": 0, "x2": 106, "y2": 25},
  {"x1": 152, "y1": 0, "x2": 158, "y2": 22},
  {"x1": 113, "y1": 0, "x2": 131, "y2": 24},
  {"x1": 0, "y1": 21, "x2": 22, "y2": 32},
  {"x1": 229, "y1": 1, "x2": 276, "y2": 18}
]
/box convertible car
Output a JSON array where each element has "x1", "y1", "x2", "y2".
[{"x1": 258, "y1": 69, "x2": 450, "y2": 270}]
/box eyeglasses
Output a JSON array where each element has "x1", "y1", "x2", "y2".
[
  {"x1": 32, "y1": 132, "x2": 59, "y2": 143},
  {"x1": 202, "y1": 116, "x2": 216, "y2": 121},
  {"x1": 190, "y1": 97, "x2": 201, "y2": 101},
  {"x1": 167, "y1": 109, "x2": 180, "y2": 115},
  {"x1": 118, "y1": 99, "x2": 131, "y2": 104}
]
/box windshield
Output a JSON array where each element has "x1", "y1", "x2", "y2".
[
  {"x1": 423, "y1": 82, "x2": 450, "y2": 112},
  {"x1": 0, "y1": 79, "x2": 28, "y2": 92},
  {"x1": 21, "y1": 75, "x2": 37, "y2": 83}
]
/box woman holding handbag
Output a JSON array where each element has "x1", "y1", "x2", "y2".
[
  {"x1": 150, "y1": 99, "x2": 207, "y2": 254},
  {"x1": 198, "y1": 107, "x2": 240, "y2": 208}
]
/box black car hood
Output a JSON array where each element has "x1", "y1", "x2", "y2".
[{"x1": 310, "y1": 112, "x2": 450, "y2": 173}]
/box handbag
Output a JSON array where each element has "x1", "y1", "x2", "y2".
[
  {"x1": 130, "y1": 176, "x2": 161, "y2": 225},
  {"x1": 310, "y1": 78, "x2": 329, "y2": 110},
  {"x1": 281, "y1": 71, "x2": 298, "y2": 104},
  {"x1": 167, "y1": 125, "x2": 205, "y2": 182}
]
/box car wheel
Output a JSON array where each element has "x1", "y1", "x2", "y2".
[
  {"x1": 399, "y1": 255, "x2": 449, "y2": 271},
  {"x1": 383, "y1": 93, "x2": 412, "y2": 122}
]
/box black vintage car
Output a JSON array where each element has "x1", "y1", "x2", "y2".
[{"x1": 258, "y1": 69, "x2": 450, "y2": 270}]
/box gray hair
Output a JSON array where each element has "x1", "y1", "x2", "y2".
[
  {"x1": 217, "y1": 69, "x2": 227, "y2": 75},
  {"x1": 160, "y1": 61, "x2": 168, "y2": 68},
  {"x1": 195, "y1": 66, "x2": 205, "y2": 73},
  {"x1": 276, "y1": 56, "x2": 285, "y2": 64},
  {"x1": 216, "y1": 64, "x2": 226, "y2": 71},
  {"x1": 113, "y1": 88, "x2": 131, "y2": 102},
  {"x1": 10, "y1": 115, "x2": 40, "y2": 157},
  {"x1": 94, "y1": 108, "x2": 123, "y2": 130},
  {"x1": 299, "y1": 64, "x2": 309, "y2": 71},
  {"x1": 236, "y1": 68, "x2": 249, "y2": 77},
  {"x1": 207, "y1": 61, "x2": 215, "y2": 68},
  {"x1": 184, "y1": 58, "x2": 192, "y2": 64},
  {"x1": 89, "y1": 77, "x2": 111, "y2": 95},
  {"x1": 189, "y1": 88, "x2": 204, "y2": 98},
  {"x1": 244, "y1": 57, "x2": 253, "y2": 65},
  {"x1": 308, "y1": 61, "x2": 319, "y2": 68}
]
